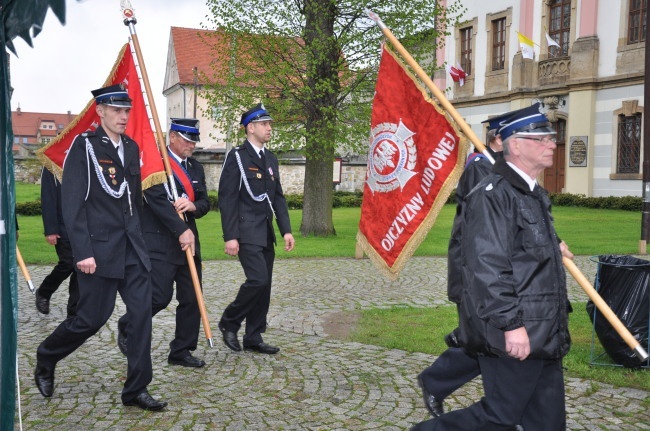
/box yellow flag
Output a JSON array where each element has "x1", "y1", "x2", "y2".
[{"x1": 518, "y1": 32, "x2": 535, "y2": 59}]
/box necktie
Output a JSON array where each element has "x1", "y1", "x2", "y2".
[
  {"x1": 259, "y1": 149, "x2": 266, "y2": 168},
  {"x1": 116, "y1": 143, "x2": 124, "y2": 165},
  {"x1": 181, "y1": 160, "x2": 187, "y2": 170}
]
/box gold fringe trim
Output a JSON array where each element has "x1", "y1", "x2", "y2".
[{"x1": 141, "y1": 171, "x2": 167, "y2": 190}]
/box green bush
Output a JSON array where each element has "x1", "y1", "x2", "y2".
[
  {"x1": 16, "y1": 200, "x2": 42, "y2": 216},
  {"x1": 333, "y1": 191, "x2": 363, "y2": 208},
  {"x1": 15, "y1": 187, "x2": 645, "y2": 214},
  {"x1": 548, "y1": 193, "x2": 642, "y2": 212},
  {"x1": 285, "y1": 194, "x2": 303, "y2": 209}
]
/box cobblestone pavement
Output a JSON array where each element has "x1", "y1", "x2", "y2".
[{"x1": 15, "y1": 256, "x2": 650, "y2": 430}]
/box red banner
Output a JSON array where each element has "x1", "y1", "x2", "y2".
[
  {"x1": 357, "y1": 46, "x2": 467, "y2": 279},
  {"x1": 37, "y1": 43, "x2": 165, "y2": 189}
]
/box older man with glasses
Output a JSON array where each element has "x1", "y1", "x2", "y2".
[{"x1": 411, "y1": 104, "x2": 573, "y2": 431}]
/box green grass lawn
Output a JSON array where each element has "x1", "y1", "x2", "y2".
[
  {"x1": 14, "y1": 182, "x2": 649, "y2": 389},
  {"x1": 345, "y1": 304, "x2": 650, "y2": 391}
]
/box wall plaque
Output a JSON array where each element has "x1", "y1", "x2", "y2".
[{"x1": 569, "y1": 136, "x2": 588, "y2": 167}]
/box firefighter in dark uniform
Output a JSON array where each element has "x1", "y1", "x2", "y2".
[
  {"x1": 34, "y1": 84, "x2": 166, "y2": 411},
  {"x1": 35, "y1": 166, "x2": 79, "y2": 318},
  {"x1": 218, "y1": 103, "x2": 295, "y2": 355},
  {"x1": 117, "y1": 118, "x2": 209, "y2": 368}
]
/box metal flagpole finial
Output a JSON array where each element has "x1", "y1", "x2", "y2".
[
  {"x1": 365, "y1": 9, "x2": 386, "y2": 30},
  {"x1": 121, "y1": 0, "x2": 137, "y2": 25}
]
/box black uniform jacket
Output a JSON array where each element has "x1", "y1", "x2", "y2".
[
  {"x1": 142, "y1": 156, "x2": 209, "y2": 265},
  {"x1": 41, "y1": 167, "x2": 68, "y2": 240},
  {"x1": 447, "y1": 150, "x2": 503, "y2": 304},
  {"x1": 61, "y1": 126, "x2": 151, "y2": 278},
  {"x1": 218, "y1": 140, "x2": 291, "y2": 246},
  {"x1": 456, "y1": 157, "x2": 571, "y2": 360}
]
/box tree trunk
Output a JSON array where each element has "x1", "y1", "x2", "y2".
[
  {"x1": 301, "y1": 147, "x2": 335, "y2": 236},
  {"x1": 300, "y1": 0, "x2": 338, "y2": 236}
]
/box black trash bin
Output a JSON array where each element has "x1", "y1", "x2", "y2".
[{"x1": 587, "y1": 255, "x2": 650, "y2": 369}]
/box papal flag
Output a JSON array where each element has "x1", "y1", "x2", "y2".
[
  {"x1": 357, "y1": 45, "x2": 468, "y2": 279},
  {"x1": 518, "y1": 32, "x2": 535, "y2": 59},
  {"x1": 36, "y1": 42, "x2": 165, "y2": 189}
]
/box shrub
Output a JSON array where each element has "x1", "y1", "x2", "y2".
[{"x1": 16, "y1": 200, "x2": 42, "y2": 216}]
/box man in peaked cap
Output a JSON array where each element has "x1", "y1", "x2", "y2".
[
  {"x1": 415, "y1": 111, "x2": 509, "y2": 419},
  {"x1": 218, "y1": 103, "x2": 295, "y2": 355},
  {"x1": 35, "y1": 84, "x2": 167, "y2": 410},
  {"x1": 117, "y1": 117, "x2": 209, "y2": 368},
  {"x1": 411, "y1": 106, "x2": 573, "y2": 431}
]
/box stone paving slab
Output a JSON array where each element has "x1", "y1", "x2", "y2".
[{"x1": 14, "y1": 256, "x2": 650, "y2": 430}]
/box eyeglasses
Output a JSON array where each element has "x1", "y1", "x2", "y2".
[{"x1": 522, "y1": 136, "x2": 556, "y2": 144}]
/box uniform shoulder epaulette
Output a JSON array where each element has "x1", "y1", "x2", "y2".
[{"x1": 81, "y1": 130, "x2": 96, "y2": 138}]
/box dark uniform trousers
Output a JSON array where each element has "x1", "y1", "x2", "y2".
[
  {"x1": 420, "y1": 346, "x2": 480, "y2": 400},
  {"x1": 220, "y1": 229, "x2": 274, "y2": 347},
  {"x1": 39, "y1": 167, "x2": 79, "y2": 316},
  {"x1": 426, "y1": 357, "x2": 566, "y2": 431},
  {"x1": 37, "y1": 239, "x2": 79, "y2": 317},
  {"x1": 150, "y1": 256, "x2": 202, "y2": 358},
  {"x1": 36, "y1": 241, "x2": 152, "y2": 402}
]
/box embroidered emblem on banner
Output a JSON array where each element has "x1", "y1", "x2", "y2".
[{"x1": 366, "y1": 120, "x2": 417, "y2": 193}]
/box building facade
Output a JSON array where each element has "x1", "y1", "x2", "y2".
[
  {"x1": 436, "y1": 0, "x2": 645, "y2": 197},
  {"x1": 11, "y1": 108, "x2": 75, "y2": 157}
]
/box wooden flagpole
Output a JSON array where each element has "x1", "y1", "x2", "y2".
[
  {"x1": 366, "y1": 10, "x2": 648, "y2": 362},
  {"x1": 15, "y1": 246, "x2": 34, "y2": 294},
  {"x1": 120, "y1": 1, "x2": 213, "y2": 347}
]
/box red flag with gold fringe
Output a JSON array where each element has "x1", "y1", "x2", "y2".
[
  {"x1": 357, "y1": 45, "x2": 468, "y2": 280},
  {"x1": 36, "y1": 43, "x2": 165, "y2": 189}
]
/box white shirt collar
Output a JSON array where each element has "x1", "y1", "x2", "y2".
[
  {"x1": 168, "y1": 147, "x2": 186, "y2": 164},
  {"x1": 506, "y1": 161, "x2": 537, "y2": 191}
]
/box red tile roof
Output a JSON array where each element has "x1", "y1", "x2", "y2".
[
  {"x1": 168, "y1": 27, "x2": 306, "y2": 89},
  {"x1": 11, "y1": 110, "x2": 76, "y2": 139},
  {"x1": 170, "y1": 27, "x2": 221, "y2": 85}
]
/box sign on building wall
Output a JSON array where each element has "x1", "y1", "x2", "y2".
[{"x1": 569, "y1": 136, "x2": 588, "y2": 167}]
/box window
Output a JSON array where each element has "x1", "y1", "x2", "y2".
[
  {"x1": 460, "y1": 27, "x2": 472, "y2": 75},
  {"x1": 617, "y1": 113, "x2": 642, "y2": 173},
  {"x1": 491, "y1": 18, "x2": 506, "y2": 70},
  {"x1": 548, "y1": 0, "x2": 571, "y2": 57},
  {"x1": 628, "y1": 0, "x2": 647, "y2": 43}
]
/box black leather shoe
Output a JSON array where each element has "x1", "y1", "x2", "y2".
[
  {"x1": 168, "y1": 354, "x2": 205, "y2": 368},
  {"x1": 117, "y1": 325, "x2": 127, "y2": 356},
  {"x1": 34, "y1": 364, "x2": 55, "y2": 397},
  {"x1": 35, "y1": 289, "x2": 50, "y2": 315},
  {"x1": 244, "y1": 342, "x2": 280, "y2": 354},
  {"x1": 123, "y1": 391, "x2": 168, "y2": 411},
  {"x1": 444, "y1": 329, "x2": 460, "y2": 348},
  {"x1": 417, "y1": 374, "x2": 444, "y2": 417},
  {"x1": 219, "y1": 326, "x2": 241, "y2": 352}
]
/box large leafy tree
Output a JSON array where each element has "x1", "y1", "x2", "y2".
[{"x1": 204, "y1": 0, "x2": 462, "y2": 236}]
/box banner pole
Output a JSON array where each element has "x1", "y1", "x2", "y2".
[
  {"x1": 15, "y1": 246, "x2": 34, "y2": 294},
  {"x1": 365, "y1": 10, "x2": 493, "y2": 163},
  {"x1": 366, "y1": 10, "x2": 648, "y2": 362},
  {"x1": 121, "y1": 1, "x2": 213, "y2": 347}
]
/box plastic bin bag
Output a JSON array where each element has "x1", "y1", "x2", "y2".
[{"x1": 586, "y1": 255, "x2": 650, "y2": 368}]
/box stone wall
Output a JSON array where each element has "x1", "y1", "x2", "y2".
[
  {"x1": 199, "y1": 160, "x2": 367, "y2": 194},
  {"x1": 13, "y1": 157, "x2": 43, "y2": 184},
  {"x1": 14, "y1": 158, "x2": 368, "y2": 194}
]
